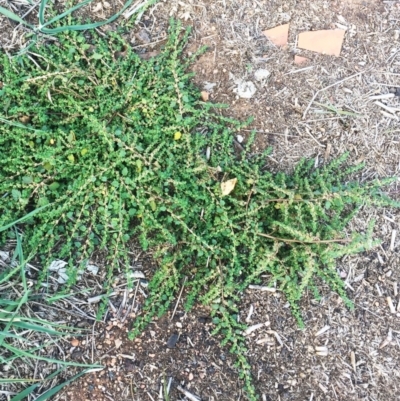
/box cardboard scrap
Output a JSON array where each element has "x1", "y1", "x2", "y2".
[
  {"x1": 297, "y1": 29, "x2": 345, "y2": 56},
  {"x1": 263, "y1": 23, "x2": 290, "y2": 47}
]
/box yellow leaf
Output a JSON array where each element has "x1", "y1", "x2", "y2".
[
  {"x1": 294, "y1": 194, "x2": 302, "y2": 200},
  {"x1": 50, "y1": 138, "x2": 55, "y2": 145},
  {"x1": 81, "y1": 148, "x2": 88, "y2": 156},
  {"x1": 174, "y1": 131, "x2": 182, "y2": 140},
  {"x1": 43, "y1": 162, "x2": 53, "y2": 171},
  {"x1": 221, "y1": 178, "x2": 237, "y2": 196},
  {"x1": 28, "y1": 141, "x2": 35, "y2": 148},
  {"x1": 149, "y1": 199, "x2": 156, "y2": 211},
  {"x1": 68, "y1": 154, "x2": 75, "y2": 163}
]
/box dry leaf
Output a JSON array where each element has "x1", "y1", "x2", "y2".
[
  {"x1": 200, "y1": 91, "x2": 209, "y2": 101},
  {"x1": 221, "y1": 178, "x2": 237, "y2": 196},
  {"x1": 71, "y1": 338, "x2": 79, "y2": 347},
  {"x1": 115, "y1": 338, "x2": 122, "y2": 349},
  {"x1": 19, "y1": 115, "x2": 30, "y2": 124}
]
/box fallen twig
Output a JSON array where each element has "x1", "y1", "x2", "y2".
[
  {"x1": 176, "y1": 385, "x2": 201, "y2": 401},
  {"x1": 303, "y1": 70, "x2": 368, "y2": 119}
]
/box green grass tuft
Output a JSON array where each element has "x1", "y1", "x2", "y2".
[
  {"x1": 0, "y1": 232, "x2": 101, "y2": 399},
  {"x1": 0, "y1": 20, "x2": 399, "y2": 400}
]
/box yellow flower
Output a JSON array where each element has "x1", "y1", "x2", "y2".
[{"x1": 174, "y1": 131, "x2": 182, "y2": 140}]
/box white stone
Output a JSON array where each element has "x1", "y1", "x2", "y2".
[
  {"x1": 236, "y1": 81, "x2": 256, "y2": 98},
  {"x1": 254, "y1": 69, "x2": 270, "y2": 81},
  {"x1": 48, "y1": 260, "x2": 67, "y2": 272}
]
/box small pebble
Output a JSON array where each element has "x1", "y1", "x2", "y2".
[
  {"x1": 254, "y1": 68, "x2": 270, "y2": 81},
  {"x1": 236, "y1": 81, "x2": 256, "y2": 99}
]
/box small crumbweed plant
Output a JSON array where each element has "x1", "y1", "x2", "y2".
[{"x1": 0, "y1": 20, "x2": 399, "y2": 400}]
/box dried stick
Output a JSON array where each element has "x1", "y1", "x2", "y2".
[{"x1": 302, "y1": 70, "x2": 368, "y2": 119}]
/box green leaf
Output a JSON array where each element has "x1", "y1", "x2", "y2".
[
  {"x1": 22, "y1": 176, "x2": 33, "y2": 184},
  {"x1": 49, "y1": 182, "x2": 60, "y2": 190},
  {"x1": 91, "y1": 53, "x2": 103, "y2": 60},
  {"x1": 11, "y1": 189, "x2": 21, "y2": 200}
]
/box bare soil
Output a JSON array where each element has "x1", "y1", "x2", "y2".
[{"x1": 1, "y1": 0, "x2": 400, "y2": 400}]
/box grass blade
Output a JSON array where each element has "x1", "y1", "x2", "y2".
[
  {"x1": 38, "y1": 0, "x2": 49, "y2": 26},
  {"x1": 46, "y1": 289, "x2": 90, "y2": 303},
  {"x1": 0, "y1": 300, "x2": 20, "y2": 306},
  {"x1": 35, "y1": 368, "x2": 103, "y2": 401},
  {"x1": 41, "y1": 0, "x2": 93, "y2": 29},
  {"x1": 0, "y1": 314, "x2": 84, "y2": 331},
  {"x1": 0, "y1": 204, "x2": 52, "y2": 233},
  {"x1": 0, "y1": 332, "x2": 34, "y2": 341},
  {"x1": 41, "y1": 0, "x2": 136, "y2": 33},
  {"x1": 9, "y1": 369, "x2": 63, "y2": 401},
  {"x1": 0, "y1": 6, "x2": 34, "y2": 29},
  {"x1": 8, "y1": 321, "x2": 66, "y2": 336},
  {"x1": 2, "y1": 342, "x2": 102, "y2": 368},
  {"x1": 0, "y1": 378, "x2": 39, "y2": 384},
  {"x1": 0, "y1": 265, "x2": 20, "y2": 285}
]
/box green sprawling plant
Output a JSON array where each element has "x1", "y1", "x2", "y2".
[
  {"x1": 0, "y1": 232, "x2": 101, "y2": 400},
  {"x1": 0, "y1": 21, "x2": 398, "y2": 399}
]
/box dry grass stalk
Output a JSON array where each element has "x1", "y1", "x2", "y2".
[
  {"x1": 248, "y1": 285, "x2": 276, "y2": 292},
  {"x1": 350, "y1": 351, "x2": 356, "y2": 372},
  {"x1": 176, "y1": 385, "x2": 201, "y2": 401},
  {"x1": 386, "y1": 297, "x2": 396, "y2": 313},
  {"x1": 315, "y1": 325, "x2": 330, "y2": 337},
  {"x1": 243, "y1": 322, "x2": 270, "y2": 336}
]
